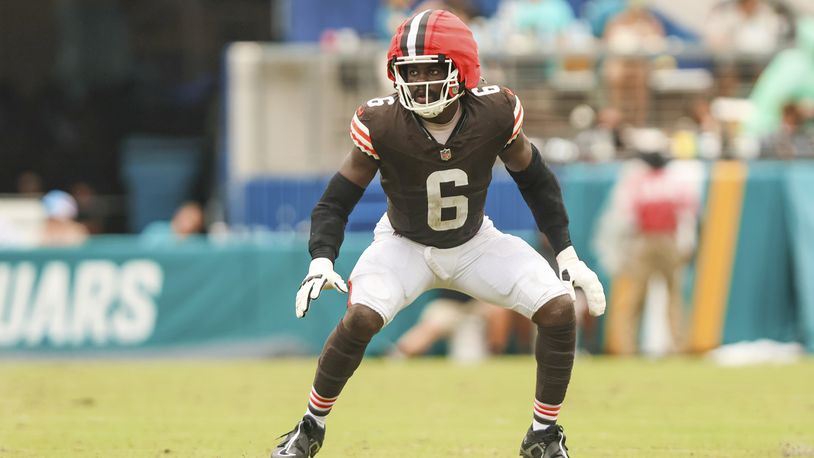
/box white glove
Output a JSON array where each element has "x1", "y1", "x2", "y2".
[
  {"x1": 556, "y1": 246, "x2": 606, "y2": 317},
  {"x1": 295, "y1": 258, "x2": 348, "y2": 318}
]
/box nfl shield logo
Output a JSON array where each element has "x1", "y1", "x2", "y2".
[{"x1": 439, "y1": 148, "x2": 452, "y2": 161}]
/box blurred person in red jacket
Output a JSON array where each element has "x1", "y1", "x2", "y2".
[{"x1": 595, "y1": 129, "x2": 701, "y2": 356}]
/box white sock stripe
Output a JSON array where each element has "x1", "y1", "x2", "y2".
[
  {"x1": 308, "y1": 397, "x2": 335, "y2": 411},
  {"x1": 533, "y1": 406, "x2": 559, "y2": 415},
  {"x1": 533, "y1": 400, "x2": 561, "y2": 421},
  {"x1": 308, "y1": 388, "x2": 337, "y2": 414},
  {"x1": 310, "y1": 388, "x2": 338, "y2": 402},
  {"x1": 533, "y1": 400, "x2": 561, "y2": 409},
  {"x1": 533, "y1": 404, "x2": 560, "y2": 413}
]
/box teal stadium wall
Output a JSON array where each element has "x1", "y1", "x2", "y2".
[{"x1": 1, "y1": 162, "x2": 812, "y2": 355}]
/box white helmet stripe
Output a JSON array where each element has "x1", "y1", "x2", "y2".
[{"x1": 406, "y1": 10, "x2": 430, "y2": 57}]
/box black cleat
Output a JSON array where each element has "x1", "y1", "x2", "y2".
[
  {"x1": 271, "y1": 416, "x2": 325, "y2": 458},
  {"x1": 519, "y1": 424, "x2": 570, "y2": 458}
]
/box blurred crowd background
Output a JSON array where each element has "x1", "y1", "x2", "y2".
[
  {"x1": 1, "y1": 0, "x2": 813, "y2": 359},
  {"x1": 0, "y1": 0, "x2": 813, "y2": 244}
]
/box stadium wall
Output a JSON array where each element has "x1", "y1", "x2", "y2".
[{"x1": 1, "y1": 162, "x2": 812, "y2": 356}]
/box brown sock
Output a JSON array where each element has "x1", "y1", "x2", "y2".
[
  {"x1": 307, "y1": 319, "x2": 373, "y2": 417},
  {"x1": 534, "y1": 319, "x2": 576, "y2": 424}
]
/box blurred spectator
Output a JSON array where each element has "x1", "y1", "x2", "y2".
[
  {"x1": 514, "y1": 0, "x2": 576, "y2": 42},
  {"x1": 688, "y1": 97, "x2": 722, "y2": 137},
  {"x1": 703, "y1": 0, "x2": 786, "y2": 55},
  {"x1": 584, "y1": 0, "x2": 626, "y2": 37},
  {"x1": 140, "y1": 201, "x2": 205, "y2": 244},
  {"x1": 744, "y1": 16, "x2": 814, "y2": 140},
  {"x1": 594, "y1": 129, "x2": 700, "y2": 355},
  {"x1": 413, "y1": 0, "x2": 477, "y2": 22},
  {"x1": 602, "y1": 0, "x2": 666, "y2": 126},
  {"x1": 485, "y1": 306, "x2": 536, "y2": 355},
  {"x1": 375, "y1": 0, "x2": 413, "y2": 40},
  {"x1": 39, "y1": 190, "x2": 89, "y2": 247},
  {"x1": 392, "y1": 290, "x2": 492, "y2": 363},
  {"x1": 760, "y1": 103, "x2": 814, "y2": 158},
  {"x1": 70, "y1": 181, "x2": 106, "y2": 234},
  {"x1": 670, "y1": 98, "x2": 723, "y2": 160},
  {"x1": 571, "y1": 105, "x2": 624, "y2": 161},
  {"x1": 393, "y1": 289, "x2": 539, "y2": 361},
  {"x1": 502, "y1": 0, "x2": 576, "y2": 50},
  {"x1": 16, "y1": 171, "x2": 44, "y2": 195},
  {"x1": 703, "y1": 0, "x2": 789, "y2": 96}
]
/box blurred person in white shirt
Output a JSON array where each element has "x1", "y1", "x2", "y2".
[
  {"x1": 602, "y1": 0, "x2": 666, "y2": 126},
  {"x1": 703, "y1": 0, "x2": 790, "y2": 96},
  {"x1": 703, "y1": 0, "x2": 787, "y2": 55}
]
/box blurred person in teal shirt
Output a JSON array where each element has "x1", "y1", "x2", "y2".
[
  {"x1": 140, "y1": 202, "x2": 205, "y2": 245},
  {"x1": 512, "y1": 0, "x2": 576, "y2": 46},
  {"x1": 745, "y1": 17, "x2": 814, "y2": 142}
]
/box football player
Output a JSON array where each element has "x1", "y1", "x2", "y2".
[{"x1": 272, "y1": 9, "x2": 605, "y2": 458}]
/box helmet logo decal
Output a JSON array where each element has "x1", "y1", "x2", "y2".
[{"x1": 439, "y1": 148, "x2": 452, "y2": 161}]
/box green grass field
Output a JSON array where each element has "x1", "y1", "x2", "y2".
[{"x1": 1, "y1": 356, "x2": 812, "y2": 457}]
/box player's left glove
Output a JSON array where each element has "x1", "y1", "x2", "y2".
[
  {"x1": 295, "y1": 258, "x2": 348, "y2": 318},
  {"x1": 556, "y1": 246, "x2": 606, "y2": 317}
]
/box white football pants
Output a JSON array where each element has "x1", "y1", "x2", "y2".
[{"x1": 348, "y1": 214, "x2": 569, "y2": 325}]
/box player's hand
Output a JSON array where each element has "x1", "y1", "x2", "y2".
[
  {"x1": 556, "y1": 246, "x2": 606, "y2": 317},
  {"x1": 295, "y1": 258, "x2": 348, "y2": 318}
]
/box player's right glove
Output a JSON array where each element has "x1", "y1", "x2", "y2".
[
  {"x1": 556, "y1": 246, "x2": 606, "y2": 317},
  {"x1": 295, "y1": 257, "x2": 348, "y2": 318}
]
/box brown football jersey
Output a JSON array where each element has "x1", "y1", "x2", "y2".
[{"x1": 349, "y1": 85, "x2": 525, "y2": 248}]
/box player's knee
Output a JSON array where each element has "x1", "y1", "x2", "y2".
[
  {"x1": 342, "y1": 304, "x2": 384, "y2": 341},
  {"x1": 532, "y1": 294, "x2": 575, "y2": 328}
]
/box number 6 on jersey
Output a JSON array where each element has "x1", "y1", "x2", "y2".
[{"x1": 426, "y1": 169, "x2": 468, "y2": 231}]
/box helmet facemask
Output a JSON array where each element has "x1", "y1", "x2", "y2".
[{"x1": 391, "y1": 55, "x2": 461, "y2": 119}]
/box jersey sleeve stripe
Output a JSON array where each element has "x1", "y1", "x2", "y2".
[
  {"x1": 351, "y1": 131, "x2": 380, "y2": 160},
  {"x1": 349, "y1": 114, "x2": 380, "y2": 160},
  {"x1": 507, "y1": 95, "x2": 524, "y2": 145},
  {"x1": 350, "y1": 124, "x2": 375, "y2": 154},
  {"x1": 351, "y1": 114, "x2": 372, "y2": 142},
  {"x1": 512, "y1": 95, "x2": 524, "y2": 131},
  {"x1": 351, "y1": 120, "x2": 373, "y2": 147}
]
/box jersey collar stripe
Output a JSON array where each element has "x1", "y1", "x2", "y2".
[{"x1": 405, "y1": 10, "x2": 430, "y2": 57}]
